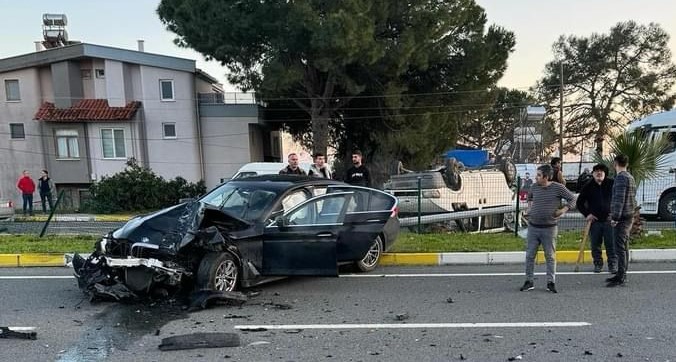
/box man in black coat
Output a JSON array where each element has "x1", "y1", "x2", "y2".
[{"x1": 576, "y1": 163, "x2": 616, "y2": 273}]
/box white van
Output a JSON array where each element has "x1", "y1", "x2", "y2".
[
  {"x1": 221, "y1": 162, "x2": 314, "y2": 183},
  {"x1": 626, "y1": 110, "x2": 676, "y2": 220}
]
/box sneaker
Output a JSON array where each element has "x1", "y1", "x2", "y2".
[
  {"x1": 606, "y1": 278, "x2": 626, "y2": 287},
  {"x1": 593, "y1": 265, "x2": 603, "y2": 273},
  {"x1": 605, "y1": 275, "x2": 621, "y2": 283},
  {"x1": 546, "y1": 282, "x2": 558, "y2": 293},
  {"x1": 520, "y1": 280, "x2": 534, "y2": 291}
]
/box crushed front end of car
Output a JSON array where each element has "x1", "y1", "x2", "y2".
[{"x1": 73, "y1": 201, "x2": 248, "y2": 304}]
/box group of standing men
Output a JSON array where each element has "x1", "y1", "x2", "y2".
[
  {"x1": 16, "y1": 170, "x2": 56, "y2": 216},
  {"x1": 278, "y1": 150, "x2": 371, "y2": 187},
  {"x1": 521, "y1": 154, "x2": 636, "y2": 293}
]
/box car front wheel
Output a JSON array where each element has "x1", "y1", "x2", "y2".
[
  {"x1": 196, "y1": 252, "x2": 239, "y2": 292},
  {"x1": 355, "y1": 235, "x2": 383, "y2": 272}
]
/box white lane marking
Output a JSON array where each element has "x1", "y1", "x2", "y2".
[
  {"x1": 341, "y1": 270, "x2": 676, "y2": 277},
  {"x1": 0, "y1": 276, "x2": 73, "y2": 279},
  {"x1": 235, "y1": 322, "x2": 591, "y2": 330},
  {"x1": 2, "y1": 270, "x2": 676, "y2": 280}
]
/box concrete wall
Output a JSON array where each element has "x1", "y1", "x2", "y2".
[
  {"x1": 50, "y1": 61, "x2": 83, "y2": 108},
  {"x1": 0, "y1": 68, "x2": 46, "y2": 207},
  {"x1": 200, "y1": 115, "x2": 257, "y2": 188},
  {"x1": 104, "y1": 60, "x2": 125, "y2": 107},
  {"x1": 139, "y1": 65, "x2": 201, "y2": 183}
]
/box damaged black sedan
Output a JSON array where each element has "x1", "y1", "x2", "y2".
[{"x1": 74, "y1": 175, "x2": 400, "y2": 301}]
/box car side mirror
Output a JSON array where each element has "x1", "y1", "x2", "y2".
[{"x1": 275, "y1": 216, "x2": 289, "y2": 229}]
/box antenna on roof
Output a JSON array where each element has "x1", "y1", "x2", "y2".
[{"x1": 42, "y1": 14, "x2": 70, "y2": 48}]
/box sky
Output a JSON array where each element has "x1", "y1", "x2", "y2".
[{"x1": 1, "y1": 0, "x2": 676, "y2": 93}]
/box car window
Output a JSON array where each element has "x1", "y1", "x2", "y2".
[
  {"x1": 232, "y1": 171, "x2": 257, "y2": 180},
  {"x1": 200, "y1": 184, "x2": 276, "y2": 221},
  {"x1": 286, "y1": 194, "x2": 347, "y2": 225},
  {"x1": 281, "y1": 190, "x2": 309, "y2": 213}
]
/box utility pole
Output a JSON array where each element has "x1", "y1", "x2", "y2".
[{"x1": 559, "y1": 62, "x2": 564, "y2": 158}]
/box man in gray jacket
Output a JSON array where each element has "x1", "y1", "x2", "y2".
[
  {"x1": 607, "y1": 154, "x2": 636, "y2": 287},
  {"x1": 520, "y1": 164, "x2": 576, "y2": 293}
]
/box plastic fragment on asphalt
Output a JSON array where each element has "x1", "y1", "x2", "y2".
[
  {"x1": 0, "y1": 326, "x2": 37, "y2": 340},
  {"x1": 158, "y1": 332, "x2": 240, "y2": 351}
]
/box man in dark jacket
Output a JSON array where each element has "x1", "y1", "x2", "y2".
[
  {"x1": 344, "y1": 150, "x2": 370, "y2": 187},
  {"x1": 576, "y1": 163, "x2": 616, "y2": 273},
  {"x1": 607, "y1": 154, "x2": 636, "y2": 287},
  {"x1": 38, "y1": 169, "x2": 56, "y2": 213},
  {"x1": 279, "y1": 153, "x2": 307, "y2": 175}
]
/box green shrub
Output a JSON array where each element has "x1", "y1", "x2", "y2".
[{"x1": 86, "y1": 159, "x2": 207, "y2": 213}]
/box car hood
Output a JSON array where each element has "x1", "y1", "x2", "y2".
[{"x1": 111, "y1": 201, "x2": 251, "y2": 252}]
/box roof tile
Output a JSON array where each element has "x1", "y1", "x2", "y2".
[{"x1": 34, "y1": 99, "x2": 141, "y2": 121}]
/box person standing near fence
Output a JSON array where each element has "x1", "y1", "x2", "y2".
[
  {"x1": 16, "y1": 170, "x2": 36, "y2": 216},
  {"x1": 279, "y1": 153, "x2": 307, "y2": 175},
  {"x1": 308, "y1": 153, "x2": 332, "y2": 179},
  {"x1": 576, "y1": 163, "x2": 616, "y2": 273},
  {"x1": 520, "y1": 164, "x2": 576, "y2": 293},
  {"x1": 38, "y1": 170, "x2": 56, "y2": 214},
  {"x1": 607, "y1": 154, "x2": 636, "y2": 287},
  {"x1": 549, "y1": 157, "x2": 566, "y2": 185},
  {"x1": 345, "y1": 150, "x2": 371, "y2": 187}
]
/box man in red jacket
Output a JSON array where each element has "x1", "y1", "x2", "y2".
[{"x1": 17, "y1": 170, "x2": 36, "y2": 216}]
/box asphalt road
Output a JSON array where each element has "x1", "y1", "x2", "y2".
[{"x1": 2, "y1": 264, "x2": 676, "y2": 361}]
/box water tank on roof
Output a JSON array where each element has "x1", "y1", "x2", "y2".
[
  {"x1": 43, "y1": 14, "x2": 67, "y2": 26},
  {"x1": 523, "y1": 106, "x2": 546, "y2": 121}
]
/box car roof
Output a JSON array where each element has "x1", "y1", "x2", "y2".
[{"x1": 226, "y1": 174, "x2": 344, "y2": 192}]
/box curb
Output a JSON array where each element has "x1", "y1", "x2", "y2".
[
  {"x1": 2, "y1": 250, "x2": 676, "y2": 268},
  {"x1": 381, "y1": 249, "x2": 676, "y2": 266}
]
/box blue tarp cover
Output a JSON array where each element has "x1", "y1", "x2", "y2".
[{"x1": 445, "y1": 150, "x2": 488, "y2": 167}]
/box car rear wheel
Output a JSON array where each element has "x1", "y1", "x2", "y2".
[
  {"x1": 197, "y1": 252, "x2": 239, "y2": 292},
  {"x1": 355, "y1": 235, "x2": 383, "y2": 272},
  {"x1": 658, "y1": 191, "x2": 676, "y2": 221}
]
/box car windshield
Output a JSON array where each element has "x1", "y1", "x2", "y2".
[{"x1": 200, "y1": 184, "x2": 277, "y2": 222}]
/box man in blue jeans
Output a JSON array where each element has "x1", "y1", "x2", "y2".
[
  {"x1": 607, "y1": 154, "x2": 636, "y2": 287},
  {"x1": 576, "y1": 163, "x2": 616, "y2": 273},
  {"x1": 520, "y1": 164, "x2": 576, "y2": 293}
]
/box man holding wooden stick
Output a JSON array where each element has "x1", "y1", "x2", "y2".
[{"x1": 576, "y1": 163, "x2": 617, "y2": 274}]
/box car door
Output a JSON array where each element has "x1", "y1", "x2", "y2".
[
  {"x1": 261, "y1": 192, "x2": 353, "y2": 276},
  {"x1": 326, "y1": 186, "x2": 397, "y2": 262}
]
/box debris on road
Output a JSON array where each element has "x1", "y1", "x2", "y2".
[
  {"x1": 394, "y1": 313, "x2": 409, "y2": 321},
  {"x1": 0, "y1": 326, "x2": 37, "y2": 340},
  {"x1": 158, "y1": 332, "x2": 240, "y2": 351},
  {"x1": 189, "y1": 290, "x2": 248, "y2": 311}
]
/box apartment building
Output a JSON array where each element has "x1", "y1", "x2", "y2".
[{"x1": 0, "y1": 43, "x2": 281, "y2": 209}]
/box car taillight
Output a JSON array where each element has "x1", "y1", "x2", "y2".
[{"x1": 390, "y1": 206, "x2": 399, "y2": 218}]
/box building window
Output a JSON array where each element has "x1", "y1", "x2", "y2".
[
  {"x1": 163, "y1": 123, "x2": 177, "y2": 139},
  {"x1": 101, "y1": 128, "x2": 126, "y2": 159},
  {"x1": 5, "y1": 79, "x2": 20, "y2": 101},
  {"x1": 56, "y1": 129, "x2": 80, "y2": 159},
  {"x1": 95, "y1": 69, "x2": 105, "y2": 79},
  {"x1": 160, "y1": 80, "x2": 174, "y2": 101},
  {"x1": 9, "y1": 123, "x2": 25, "y2": 139},
  {"x1": 81, "y1": 69, "x2": 92, "y2": 79}
]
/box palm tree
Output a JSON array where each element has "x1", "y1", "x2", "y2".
[{"x1": 593, "y1": 129, "x2": 672, "y2": 237}]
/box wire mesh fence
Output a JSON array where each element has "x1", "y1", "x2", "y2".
[{"x1": 384, "y1": 169, "x2": 676, "y2": 236}]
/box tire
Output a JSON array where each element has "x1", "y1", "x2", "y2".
[
  {"x1": 196, "y1": 252, "x2": 239, "y2": 292},
  {"x1": 499, "y1": 159, "x2": 517, "y2": 185},
  {"x1": 355, "y1": 235, "x2": 384, "y2": 272},
  {"x1": 444, "y1": 158, "x2": 461, "y2": 191},
  {"x1": 658, "y1": 191, "x2": 676, "y2": 221}
]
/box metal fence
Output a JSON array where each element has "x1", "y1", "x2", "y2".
[
  {"x1": 385, "y1": 170, "x2": 676, "y2": 235},
  {"x1": 1, "y1": 190, "x2": 126, "y2": 236}
]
